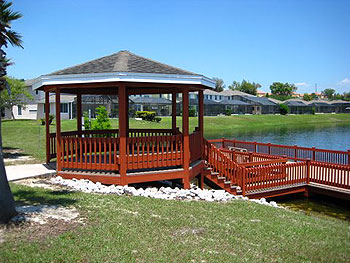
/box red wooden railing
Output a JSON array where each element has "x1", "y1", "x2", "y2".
[
  {"x1": 240, "y1": 162, "x2": 308, "y2": 195},
  {"x1": 126, "y1": 135, "x2": 183, "y2": 170},
  {"x1": 128, "y1": 128, "x2": 175, "y2": 137},
  {"x1": 60, "y1": 137, "x2": 119, "y2": 171},
  {"x1": 49, "y1": 129, "x2": 177, "y2": 161},
  {"x1": 219, "y1": 148, "x2": 282, "y2": 164},
  {"x1": 310, "y1": 161, "x2": 350, "y2": 189},
  {"x1": 205, "y1": 140, "x2": 350, "y2": 196},
  {"x1": 204, "y1": 140, "x2": 239, "y2": 185},
  {"x1": 209, "y1": 138, "x2": 350, "y2": 166},
  {"x1": 190, "y1": 131, "x2": 202, "y2": 163}
]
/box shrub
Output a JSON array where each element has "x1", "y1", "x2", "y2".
[
  {"x1": 83, "y1": 111, "x2": 91, "y2": 130},
  {"x1": 154, "y1": 117, "x2": 162, "y2": 123},
  {"x1": 92, "y1": 106, "x2": 111, "y2": 130},
  {"x1": 279, "y1": 104, "x2": 289, "y2": 115},
  {"x1": 39, "y1": 114, "x2": 55, "y2": 125},
  {"x1": 135, "y1": 111, "x2": 157, "y2": 122},
  {"x1": 311, "y1": 107, "x2": 316, "y2": 115},
  {"x1": 189, "y1": 107, "x2": 196, "y2": 117},
  {"x1": 225, "y1": 108, "x2": 232, "y2": 116}
]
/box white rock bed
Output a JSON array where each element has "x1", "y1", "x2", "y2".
[{"x1": 50, "y1": 176, "x2": 280, "y2": 208}]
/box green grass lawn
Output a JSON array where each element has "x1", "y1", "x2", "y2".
[
  {"x1": 2, "y1": 114, "x2": 350, "y2": 162},
  {"x1": 1, "y1": 183, "x2": 349, "y2": 263}
]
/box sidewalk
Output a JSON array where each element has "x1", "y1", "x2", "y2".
[{"x1": 5, "y1": 163, "x2": 56, "y2": 182}]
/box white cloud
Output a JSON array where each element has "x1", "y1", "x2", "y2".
[
  {"x1": 339, "y1": 78, "x2": 350, "y2": 85},
  {"x1": 294, "y1": 82, "x2": 310, "y2": 87}
]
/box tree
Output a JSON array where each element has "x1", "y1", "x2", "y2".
[
  {"x1": 322, "y1": 88, "x2": 335, "y2": 99},
  {"x1": 0, "y1": 0, "x2": 23, "y2": 224},
  {"x1": 303, "y1": 93, "x2": 312, "y2": 101},
  {"x1": 343, "y1": 92, "x2": 350, "y2": 101},
  {"x1": 212, "y1": 77, "x2": 225, "y2": 92},
  {"x1": 270, "y1": 82, "x2": 297, "y2": 96},
  {"x1": 279, "y1": 104, "x2": 289, "y2": 115},
  {"x1": 0, "y1": 76, "x2": 32, "y2": 119},
  {"x1": 228, "y1": 79, "x2": 261, "y2": 95},
  {"x1": 310, "y1": 93, "x2": 318, "y2": 100}
]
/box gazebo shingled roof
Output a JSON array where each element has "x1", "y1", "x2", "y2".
[{"x1": 50, "y1": 50, "x2": 199, "y2": 76}]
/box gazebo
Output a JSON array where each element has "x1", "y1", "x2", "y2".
[{"x1": 32, "y1": 50, "x2": 215, "y2": 188}]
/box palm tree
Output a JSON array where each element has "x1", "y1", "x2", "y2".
[{"x1": 0, "y1": 0, "x2": 23, "y2": 224}]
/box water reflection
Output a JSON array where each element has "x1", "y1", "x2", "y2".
[{"x1": 270, "y1": 194, "x2": 350, "y2": 221}]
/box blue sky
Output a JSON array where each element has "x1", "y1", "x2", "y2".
[{"x1": 6, "y1": 0, "x2": 350, "y2": 94}]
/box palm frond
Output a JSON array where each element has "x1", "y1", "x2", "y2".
[{"x1": 5, "y1": 29, "x2": 22, "y2": 48}]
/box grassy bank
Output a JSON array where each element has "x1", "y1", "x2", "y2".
[
  {"x1": 2, "y1": 114, "x2": 350, "y2": 162},
  {"x1": 1, "y1": 183, "x2": 349, "y2": 262}
]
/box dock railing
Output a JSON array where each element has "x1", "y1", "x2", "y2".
[
  {"x1": 209, "y1": 138, "x2": 350, "y2": 166},
  {"x1": 205, "y1": 139, "x2": 350, "y2": 196}
]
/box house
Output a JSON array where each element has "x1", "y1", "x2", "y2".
[
  {"x1": 130, "y1": 96, "x2": 172, "y2": 116},
  {"x1": 236, "y1": 96, "x2": 279, "y2": 114},
  {"x1": 219, "y1": 99, "x2": 252, "y2": 114},
  {"x1": 329, "y1": 100, "x2": 350, "y2": 113},
  {"x1": 3, "y1": 78, "x2": 42, "y2": 119},
  {"x1": 3, "y1": 78, "x2": 76, "y2": 120},
  {"x1": 307, "y1": 100, "x2": 335, "y2": 113},
  {"x1": 256, "y1": 90, "x2": 267, "y2": 97},
  {"x1": 284, "y1": 99, "x2": 313, "y2": 114}
]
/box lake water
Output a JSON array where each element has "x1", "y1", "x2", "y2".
[
  {"x1": 229, "y1": 123, "x2": 350, "y2": 151},
  {"x1": 216, "y1": 123, "x2": 350, "y2": 221}
]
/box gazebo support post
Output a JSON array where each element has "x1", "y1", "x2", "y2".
[
  {"x1": 118, "y1": 84, "x2": 127, "y2": 185},
  {"x1": 45, "y1": 90, "x2": 50, "y2": 164},
  {"x1": 126, "y1": 92, "x2": 129, "y2": 137},
  {"x1": 77, "y1": 93, "x2": 82, "y2": 136},
  {"x1": 182, "y1": 87, "x2": 190, "y2": 189},
  {"x1": 55, "y1": 87, "x2": 62, "y2": 172},
  {"x1": 172, "y1": 92, "x2": 177, "y2": 134},
  {"x1": 198, "y1": 90, "x2": 204, "y2": 158}
]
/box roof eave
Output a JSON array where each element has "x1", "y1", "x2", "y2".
[{"x1": 32, "y1": 72, "x2": 215, "y2": 90}]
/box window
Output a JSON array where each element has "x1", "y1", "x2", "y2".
[
  {"x1": 60, "y1": 103, "x2": 68, "y2": 113},
  {"x1": 36, "y1": 90, "x2": 39, "y2": 95},
  {"x1": 209, "y1": 95, "x2": 212, "y2": 100},
  {"x1": 18, "y1": 105, "x2": 22, "y2": 115},
  {"x1": 215, "y1": 95, "x2": 217, "y2": 100}
]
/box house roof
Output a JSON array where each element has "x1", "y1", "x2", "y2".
[
  {"x1": 49, "y1": 50, "x2": 199, "y2": 76},
  {"x1": 267, "y1": 98, "x2": 283, "y2": 104},
  {"x1": 203, "y1": 89, "x2": 255, "y2": 97},
  {"x1": 220, "y1": 89, "x2": 255, "y2": 97},
  {"x1": 284, "y1": 99, "x2": 310, "y2": 106},
  {"x1": 219, "y1": 99, "x2": 250, "y2": 106},
  {"x1": 37, "y1": 94, "x2": 76, "y2": 104},
  {"x1": 130, "y1": 97, "x2": 172, "y2": 105},
  {"x1": 203, "y1": 89, "x2": 223, "y2": 96},
  {"x1": 242, "y1": 96, "x2": 277, "y2": 106},
  {"x1": 307, "y1": 100, "x2": 333, "y2": 106},
  {"x1": 329, "y1": 100, "x2": 350, "y2": 105},
  {"x1": 188, "y1": 98, "x2": 223, "y2": 105}
]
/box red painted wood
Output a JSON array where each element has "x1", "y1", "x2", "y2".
[
  {"x1": 55, "y1": 87, "x2": 62, "y2": 171},
  {"x1": 210, "y1": 138, "x2": 350, "y2": 166}
]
